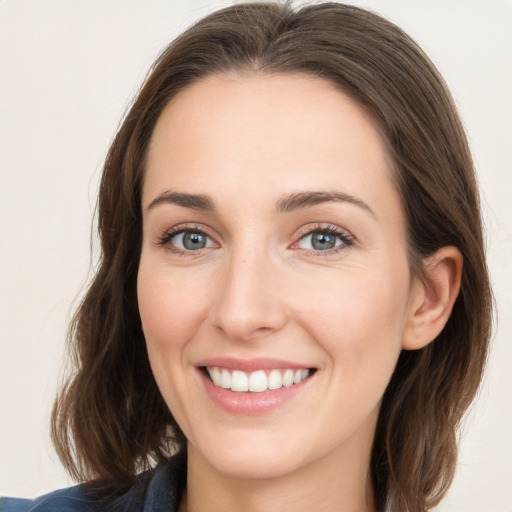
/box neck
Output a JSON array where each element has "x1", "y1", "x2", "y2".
[{"x1": 180, "y1": 437, "x2": 376, "y2": 512}]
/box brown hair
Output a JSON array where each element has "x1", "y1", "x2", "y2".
[{"x1": 51, "y1": 3, "x2": 492, "y2": 511}]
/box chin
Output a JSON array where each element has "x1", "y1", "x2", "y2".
[
  {"x1": 208, "y1": 449, "x2": 307, "y2": 481},
  {"x1": 188, "y1": 428, "x2": 312, "y2": 481}
]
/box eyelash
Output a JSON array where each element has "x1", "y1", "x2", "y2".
[
  {"x1": 156, "y1": 223, "x2": 354, "y2": 256},
  {"x1": 156, "y1": 224, "x2": 213, "y2": 256},
  {"x1": 294, "y1": 224, "x2": 354, "y2": 256}
]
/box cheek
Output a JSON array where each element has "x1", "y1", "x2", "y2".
[
  {"x1": 137, "y1": 264, "x2": 209, "y2": 351},
  {"x1": 300, "y1": 263, "x2": 408, "y2": 325},
  {"x1": 295, "y1": 266, "x2": 410, "y2": 377},
  {"x1": 137, "y1": 263, "x2": 210, "y2": 426}
]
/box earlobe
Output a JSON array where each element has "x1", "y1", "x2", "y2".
[{"x1": 402, "y1": 246, "x2": 463, "y2": 351}]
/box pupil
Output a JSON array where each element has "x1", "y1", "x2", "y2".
[
  {"x1": 183, "y1": 232, "x2": 206, "y2": 250},
  {"x1": 312, "y1": 232, "x2": 336, "y2": 250}
]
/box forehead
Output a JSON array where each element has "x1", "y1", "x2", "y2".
[{"x1": 144, "y1": 72, "x2": 398, "y2": 218}]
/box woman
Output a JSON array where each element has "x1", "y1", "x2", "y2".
[{"x1": 1, "y1": 2, "x2": 492, "y2": 511}]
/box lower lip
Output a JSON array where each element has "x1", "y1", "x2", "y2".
[{"x1": 199, "y1": 369, "x2": 313, "y2": 415}]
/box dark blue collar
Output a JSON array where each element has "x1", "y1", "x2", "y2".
[{"x1": 0, "y1": 451, "x2": 187, "y2": 512}]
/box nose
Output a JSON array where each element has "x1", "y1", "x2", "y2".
[{"x1": 209, "y1": 246, "x2": 287, "y2": 342}]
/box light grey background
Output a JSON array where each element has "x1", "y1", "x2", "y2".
[{"x1": 1, "y1": 1, "x2": 511, "y2": 510}]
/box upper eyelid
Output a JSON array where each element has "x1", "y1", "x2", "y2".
[
  {"x1": 291, "y1": 223, "x2": 355, "y2": 252},
  {"x1": 294, "y1": 223, "x2": 353, "y2": 241},
  {"x1": 163, "y1": 223, "x2": 216, "y2": 237},
  {"x1": 156, "y1": 223, "x2": 218, "y2": 247}
]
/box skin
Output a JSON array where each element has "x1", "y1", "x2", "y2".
[{"x1": 137, "y1": 73, "x2": 462, "y2": 512}]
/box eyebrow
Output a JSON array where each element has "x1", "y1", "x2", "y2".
[
  {"x1": 146, "y1": 189, "x2": 374, "y2": 216},
  {"x1": 276, "y1": 191, "x2": 375, "y2": 216},
  {"x1": 147, "y1": 191, "x2": 215, "y2": 211}
]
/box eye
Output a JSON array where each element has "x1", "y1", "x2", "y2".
[
  {"x1": 298, "y1": 232, "x2": 341, "y2": 251},
  {"x1": 173, "y1": 231, "x2": 213, "y2": 250},
  {"x1": 158, "y1": 227, "x2": 216, "y2": 253},
  {"x1": 293, "y1": 225, "x2": 353, "y2": 253}
]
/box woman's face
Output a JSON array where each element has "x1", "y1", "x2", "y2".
[{"x1": 138, "y1": 73, "x2": 420, "y2": 480}]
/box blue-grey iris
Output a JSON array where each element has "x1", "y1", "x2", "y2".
[
  {"x1": 183, "y1": 232, "x2": 207, "y2": 250},
  {"x1": 311, "y1": 232, "x2": 337, "y2": 250}
]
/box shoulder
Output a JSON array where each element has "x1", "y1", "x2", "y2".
[
  {"x1": 0, "y1": 485, "x2": 98, "y2": 512},
  {"x1": 1, "y1": 452, "x2": 186, "y2": 512}
]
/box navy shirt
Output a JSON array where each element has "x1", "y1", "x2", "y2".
[{"x1": 0, "y1": 453, "x2": 186, "y2": 512}]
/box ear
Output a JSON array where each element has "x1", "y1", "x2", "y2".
[{"x1": 402, "y1": 246, "x2": 463, "y2": 350}]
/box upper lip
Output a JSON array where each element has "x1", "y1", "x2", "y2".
[{"x1": 196, "y1": 357, "x2": 314, "y2": 372}]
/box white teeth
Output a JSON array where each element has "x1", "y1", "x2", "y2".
[
  {"x1": 282, "y1": 369, "x2": 294, "y2": 387},
  {"x1": 231, "y1": 370, "x2": 249, "y2": 392},
  {"x1": 268, "y1": 369, "x2": 282, "y2": 389},
  {"x1": 220, "y1": 369, "x2": 231, "y2": 389},
  {"x1": 206, "y1": 366, "x2": 312, "y2": 393},
  {"x1": 211, "y1": 367, "x2": 221, "y2": 386},
  {"x1": 248, "y1": 370, "x2": 267, "y2": 392}
]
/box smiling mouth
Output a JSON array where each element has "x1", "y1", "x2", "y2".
[{"x1": 203, "y1": 366, "x2": 316, "y2": 393}]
